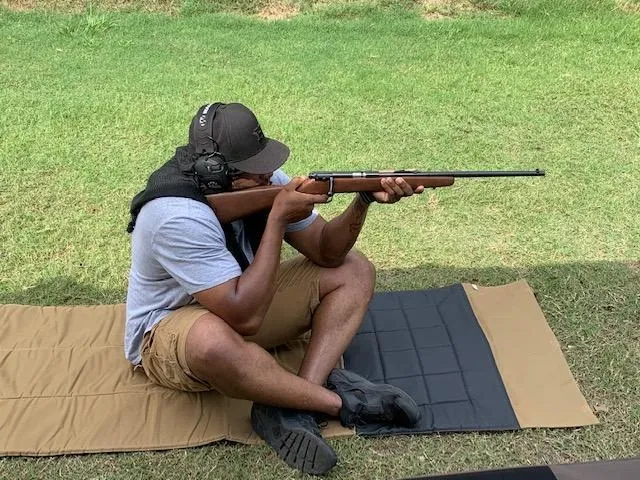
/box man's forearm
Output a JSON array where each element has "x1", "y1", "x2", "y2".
[
  {"x1": 234, "y1": 215, "x2": 285, "y2": 321},
  {"x1": 319, "y1": 194, "x2": 370, "y2": 265}
]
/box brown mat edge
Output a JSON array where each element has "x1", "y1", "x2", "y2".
[
  {"x1": 462, "y1": 280, "x2": 598, "y2": 428},
  {"x1": 0, "y1": 436, "x2": 228, "y2": 457}
]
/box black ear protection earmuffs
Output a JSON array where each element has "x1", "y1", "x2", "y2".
[{"x1": 189, "y1": 103, "x2": 234, "y2": 194}]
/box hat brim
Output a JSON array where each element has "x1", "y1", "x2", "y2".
[{"x1": 229, "y1": 138, "x2": 290, "y2": 174}]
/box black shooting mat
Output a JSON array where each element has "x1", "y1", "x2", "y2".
[
  {"x1": 343, "y1": 284, "x2": 519, "y2": 435},
  {"x1": 409, "y1": 466, "x2": 557, "y2": 480},
  {"x1": 405, "y1": 458, "x2": 640, "y2": 480}
]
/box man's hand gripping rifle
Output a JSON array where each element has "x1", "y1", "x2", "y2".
[{"x1": 206, "y1": 169, "x2": 545, "y2": 224}]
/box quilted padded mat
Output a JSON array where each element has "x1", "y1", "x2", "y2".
[
  {"x1": 344, "y1": 284, "x2": 518, "y2": 435},
  {"x1": 343, "y1": 281, "x2": 598, "y2": 435}
]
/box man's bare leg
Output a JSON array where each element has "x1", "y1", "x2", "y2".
[
  {"x1": 297, "y1": 250, "x2": 376, "y2": 384},
  {"x1": 185, "y1": 250, "x2": 374, "y2": 411},
  {"x1": 294, "y1": 250, "x2": 419, "y2": 428},
  {"x1": 183, "y1": 251, "x2": 416, "y2": 475},
  {"x1": 185, "y1": 313, "x2": 342, "y2": 416}
]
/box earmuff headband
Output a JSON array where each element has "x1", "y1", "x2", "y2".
[{"x1": 192, "y1": 102, "x2": 223, "y2": 155}]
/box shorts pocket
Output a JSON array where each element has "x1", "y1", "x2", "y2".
[
  {"x1": 143, "y1": 332, "x2": 210, "y2": 392},
  {"x1": 144, "y1": 333, "x2": 184, "y2": 389}
]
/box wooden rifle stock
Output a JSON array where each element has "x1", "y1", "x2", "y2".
[{"x1": 205, "y1": 176, "x2": 454, "y2": 224}]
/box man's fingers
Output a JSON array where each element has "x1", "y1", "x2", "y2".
[
  {"x1": 374, "y1": 177, "x2": 424, "y2": 204},
  {"x1": 293, "y1": 190, "x2": 329, "y2": 205},
  {"x1": 395, "y1": 177, "x2": 415, "y2": 196},
  {"x1": 286, "y1": 176, "x2": 307, "y2": 190},
  {"x1": 307, "y1": 193, "x2": 330, "y2": 204},
  {"x1": 381, "y1": 178, "x2": 398, "y2": 196},
  {"x1": 384, "y1": 178, "x2": 405, "y2": 197}
]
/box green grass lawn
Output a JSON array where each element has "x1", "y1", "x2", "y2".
[{"x1": 0, "y1": 0, "x2": 639, "y2": 478}]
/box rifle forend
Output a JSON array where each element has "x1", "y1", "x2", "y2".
[{"x1": 206, "y1": 169, "x2": 545, "y2": 224}]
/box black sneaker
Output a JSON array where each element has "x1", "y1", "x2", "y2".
[
  {"x1": 326, "y1": 368, "x2": 421, "y2": 428},
  {"x1": 250, "y1": 403, "x2": 338, "y2": 475}
]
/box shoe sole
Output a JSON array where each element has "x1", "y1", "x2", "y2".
[{"x1": 253, "y1": 414, "x2": 337, "y2": 475}]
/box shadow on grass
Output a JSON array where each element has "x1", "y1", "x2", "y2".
[
  {"x1": 375, "y1": 260, "x2": 637, "y2": 292},
  {"x1": 1, "y1": 261, "x2": 636, "y2": 309},
  {"x1": 375, "y1": 260, "x2": 639, "y2": 344},
  {"x1": 0, "y1": 276, "x2": 126, "y2": 306}
]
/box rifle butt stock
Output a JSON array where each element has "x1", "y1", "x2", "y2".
[
  {"x1": 206, "y1": 186, "x2": 283, "y2": 224},
  {"x1": 205, "y1": 176, "x2": 455, "y2": 223}
]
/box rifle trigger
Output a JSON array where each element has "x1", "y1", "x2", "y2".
[{"x1": 326, "y1": 176, "x2": 335, "y2": 202}]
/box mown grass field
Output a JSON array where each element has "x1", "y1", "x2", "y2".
[{"x1": 0, "y1": 0, "x2": 639, "y2": 478}]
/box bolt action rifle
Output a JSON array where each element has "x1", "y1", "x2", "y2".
[{"x1": 206, "y1": 169, "x2": 545, "y2": 223}]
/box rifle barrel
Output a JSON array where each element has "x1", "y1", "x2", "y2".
[{"x1": 309, "y1": 169, "x2": 545, "y2": 179}]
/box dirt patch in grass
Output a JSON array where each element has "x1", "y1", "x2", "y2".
[
  {"x1": 1, "y1": 0, "x2": 180, "y2": 13},
  {"x1": 3, "y1": 0, "x2": 507, "y2": 17},
  {"x1": 617, "y1": 0, "x2": 640, "y2": 13},
  {"x1": 257, "y1": 0, "x2": 299, "y2": 20},
  {"x1": 2, "y1": 0, "x2": 40, "y2": 10},
  {"x1": 420, "y1": 0, "x2": 502, "y2": 19}
]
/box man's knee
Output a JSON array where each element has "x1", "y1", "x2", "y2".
[
  {"x1": 185, "y1": 314, "x2": 280, "y2": 398},
  {"x1": 186, "y1": 313, "x2": 246, "y2": 377},
  {"x1": 318, "y1": 250, "x2": 376, "y2": 302},
  {"x1": 342, "y1": 250, "x2": 376, "y2": 295}
]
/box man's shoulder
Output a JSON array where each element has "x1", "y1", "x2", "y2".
[
  {"x1": 270, "y1": 169, "x2": 290, "y2": 185},
  {"x1": 137, "y1": 197, "x2": 222, "y2": 232},
  {"x1": 141, "y1": 196, "x2": 212, "y2": 218}
]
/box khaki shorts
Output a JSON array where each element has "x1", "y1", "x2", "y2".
[{"x1": 140, "y1": 256, "x2": 321, "y2": 392}]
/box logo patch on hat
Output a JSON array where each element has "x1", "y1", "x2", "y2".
[
  {"x1": 253, "y1": 126, "x2": 265, "y2": 143},
  {"x1": 199, "y1": 104, "x2": 212, "y2": 128}
]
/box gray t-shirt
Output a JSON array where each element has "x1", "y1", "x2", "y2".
[{"x1": 124, "y1": 169, "x2": 317, "y2": 365}]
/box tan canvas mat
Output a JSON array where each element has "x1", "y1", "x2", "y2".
[{"x1": 0, "y1": 280, "x2": 596, "y2": 456}]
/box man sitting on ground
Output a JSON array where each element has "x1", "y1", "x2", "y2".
[{"x1": 125, "y1": 102, "x2": 423, "y2": 475}]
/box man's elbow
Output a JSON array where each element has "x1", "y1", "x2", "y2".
[
  {"x1": 316, "y1": 256, "x2": 345, "y2": 268},
  {"x1": 200, "y1": 304, "x2": 263, "y2": 336},
  {"x1": 195, "y1": 290, "x2": 264, "y2": 336},
  {"x1": 229, "y1": 315, "x2": 263, "y2": 337},
  {"x1": 311, "y1": 249, "x2": 348, "y2": 268}
]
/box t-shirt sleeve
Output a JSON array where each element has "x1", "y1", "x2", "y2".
[
  {"x1": 270, "y1": 169, "x2": 319, "y2": 232},
  {"x1": 151, "y1": 210, "x2": 241, "y2": 295}
]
